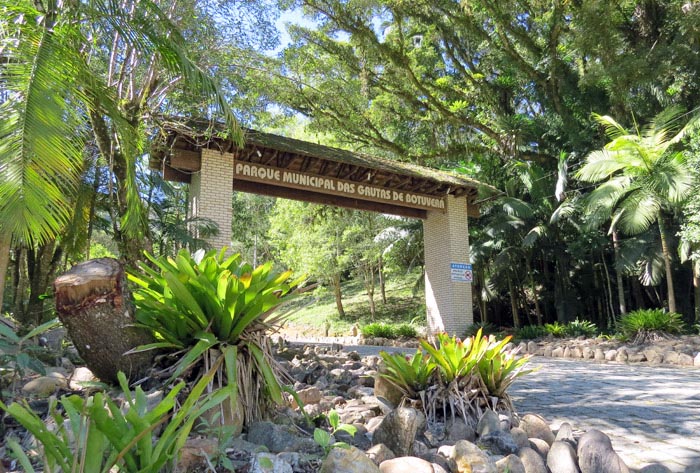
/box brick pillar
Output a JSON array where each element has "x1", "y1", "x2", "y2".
[
  {"x1": 188, "y1": 149, "x2": 233, "y2": 250},
  {"x1": 423, "y1": 195, "x2": 473, "y2": 336}
]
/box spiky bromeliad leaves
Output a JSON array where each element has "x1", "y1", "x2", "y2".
[
  {"x1": 380, "y1": 329, "x2": 532, "y2": 426},
  {"x1": 128, "y1": 248, "x2": 305, "y2": 427}
]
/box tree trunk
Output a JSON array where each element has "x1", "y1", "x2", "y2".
[
  {"x1": 612, "y1": 230, "x2": 627, "y2": 315},
  {"x1": 657, "y1": 218, "x2": 677, "y2": 313},
  {"x1": 54, "y1": 258, "x2": 155, "y2": 383},
  {"x1": 694, "y1": 260, "x2": 700, "y2": 324},
  {"x1": 363, "y1": 264, "x2": 376, "y2": 320},
  {"x1": 378, "y1": 254, "x2": 387, "y2": 304},
  {"x1": 508, "y1": 276, "x2": 520, "y2": 329},
  {"x1": 0, "y1": 232, "x2": 10, "y2": 313},
  {"x1": 526, "y1": 260, "x2": 543, "y2": 325},
  {"x1": 332, "y1": 272, "x2": 345, "y2": 318}
]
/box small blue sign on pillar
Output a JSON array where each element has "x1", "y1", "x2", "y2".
[{"x1": 450, "y1": 262, "x2": 473, "y2": 283}]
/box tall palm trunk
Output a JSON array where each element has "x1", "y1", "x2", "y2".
[
  {"x1": 657, "y1": 218, "x2": 677, "y2": 313},
  {"x1": 694, "y1": 260, "x2": 700, "y2": 323},
  {"x1": 332, "y1": 272, "x2": 345, "y2": 318},
  {"x1": 612, "y1": 230, "x2": 627, "y2": 315},
  {"x1": 508, "y1": 275, "x2": 520, "y2": 329},
  {"x1": 0, "y1": 232, "x2": 11, "y2": 313}
]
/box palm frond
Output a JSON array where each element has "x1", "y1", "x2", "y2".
[
  {"x1": 618, "y1": 191, "x2": 660, "y2": 235},
  {"x1": 576, "y1": 150, "x2": 627, "y2": 182},
  {"x1": 0, "y1": 5, "x2": 87, "y2": 244}
]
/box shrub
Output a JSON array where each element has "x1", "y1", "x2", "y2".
[
  {"x1": 463, "y1": 321, "x2": 499, "y2": 338},
  {"x1": 0, "y1": 318, "x2": 60, "y2": 388},
  {"x1": 544, "y1": 321, "x2": 567, "y2": 338},
  {"x1": 394, "y1": 323, "x2": 418, "y2": 339},
  {"x1": 565, "y1": 318, "x2": 598, "y2": 338},
  {"x1": 617, "y1": 309, "x2": 685, "y2": 344},
  {"x1": 516, "y1": 325, "x2": 548, "y2": 340},
  {"x1": 129, "y1": 248, "x2": 304, "y2": 427},
  {"x1": 361, "y1": 322, "x2": 396, "y2": 339}
]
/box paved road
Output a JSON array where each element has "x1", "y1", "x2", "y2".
[
  {"x1": 290, "y1": 339, "x2": 700, "y2": 471},
  {"x1": 509, "y1": 357, "x2": 700, "y2": 472}
]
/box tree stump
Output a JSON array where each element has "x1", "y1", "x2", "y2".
[{"x1": 54, "y1": 258, "x2": 154, "y2": 383}]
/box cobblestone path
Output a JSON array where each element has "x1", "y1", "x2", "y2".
[{"x1": 510, "y1": 357, "x2": 700, "y2": 472}]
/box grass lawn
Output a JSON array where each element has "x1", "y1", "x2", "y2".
[{"x1": 281, "y1": 269, "x2": 426, "y2": 337}]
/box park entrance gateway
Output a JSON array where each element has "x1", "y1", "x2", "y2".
[{"x1": 151, "y1": 128, "x2": 490, "y2": 336}]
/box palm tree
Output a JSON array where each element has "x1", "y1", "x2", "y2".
[
  {"x1": 0, "y1": 0, "x2": 241, "y2": 312},
  {"x1": 576, "y1": 109, "x2": 697, "y2": 314}
]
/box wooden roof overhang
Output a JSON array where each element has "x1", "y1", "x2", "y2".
[{"x1": 151, "y1": 127, "x2": 491, "y2": 219}]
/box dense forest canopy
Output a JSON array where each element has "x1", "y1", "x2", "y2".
[{"x1": 1, "y1": 0, "x2": 700, "y2": 331}]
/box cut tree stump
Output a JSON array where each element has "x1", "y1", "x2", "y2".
[{"x1": 54, "y1": 258, "x2": 154, "y2": 383}]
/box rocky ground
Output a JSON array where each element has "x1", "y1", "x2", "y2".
[{"x1": 10, "y1": 338, "x2": 681, "y2": 473}]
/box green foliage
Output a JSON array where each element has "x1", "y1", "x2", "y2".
[
  {"x1": 544, "y1": 322, "x2": 568, "y2": 338},
  {"x1": 380, "y1": 329, "x2": 531, "y2": 421},
  {"x1": 313, "y1": 409, "x2": 357, "y2": 456},
  {"x1": 477, "y1": 334, "x2": 534, "y2": 398},
  {"x1": 361, "y1": 322, "x2": 396, "y2": 339},
  {"x1": 0, "y1": 370, "x2": 225, "y2": 473},
  {"x1": 129, "y1": 248, "x2": 304, "y2": 426},
  {"x1": 394, "y1": 323, "x2": 418, "y2": 339},
  {"x1": 421, "y1": 332, "x2": 486, "y2": 384},
  {"x1": 565, "y1": 318, "x2": 598, "y2": 338},
  {"x1": 617, "y1": 309, "x2": 685, "y2": 343},
  {"x1": 0, "y1": 318, "x2": 60, "y2": 386},
  {"x1": 516, "y1": 325, "x2": 548, "y2": 340},
  {"x1": 379, "y1": 350, "x2": 435, "y2": 398}
]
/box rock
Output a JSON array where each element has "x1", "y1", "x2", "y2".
[
  {"x1": 69, "y1": 366, "x2": 98, "y2": 390},
  {"x1": 249, "y1": 453, "x2": 293, "y2": 473},
  {"x1": 627, "y1": 353, "x2": 646, "y2": 363},
  {"x1": 496, "y1": 455, "x2": 526, "y2": 473},
  {"x1": 615, "y1": 350, "x2": 628, "y2": 362},
  {"x1": 440, "y1": 440, "x2": 497, "y2": 473},
  {"x1": 594, "y1": 349, "x2": 605, "y2": 361},
  {"x1": 604, "y1": 350, "x2": 617, "y2": 361},
  {"x1": 520, "y1": 414, "x2": 555, "y2": 446},
  {"x1": 563, "y1": 346, "x2": 572, "y2": 358},
  {"x1": 373, "y1": 369, "x2": 403, "y2": 407},
  {"x1": 366, "y1": 416, "x2": 385, "y2": 433},
  {"x1": 678, "y1": 353, "x2": 694, "y2": 366},
  {"x1": 510, "y1": 427, "x2": 529, "y2": 449},
  {"x1": 478, "y1": 430, "x2": 519, "y2": 455},
  {"x1": 577, "y1": 429, "x2": 629, "y2": 473},
  {"x1": 527, "y1": 341, "x2": 538, "y2": 354},
  {"x1": 413, "y1": 440, "x2": 431, "y2": 459},
  {"x1": 367, "y1": 444, "x2": 396, "y2": 465},
  {"x1": 319, "y1": 445, "x2": 380, "y2": 473},
  {"x1": 582, "y1": 347, "x2": 594, "y2": 359},
  {"x1": 372, "y1": 407, "x2": 425, "y2": 457},
  {"x1": 379, "y1": 456, "x2": 434, "y2": 473},
  {"x1": 528, "y1": 438, "x2": 551, "y2": 458},
  {"x1": 570, "y1": 347, "x2": 583, "y2": 358},
  {"x1": 663, "y1": 351, "x2": 679, "y2": 364},
  {"x1": 552, "y1": 347, "x2": 565, "y2": 357},
  {"x1": 694, "y1": 352, "x2": 700, "y2": 367},
  {"x1": 637, "y1": 465, "x2": 672, "y2": 473},
  {"x1": 22, "y1": 376, "x2": 67, "y2": 397},
  {"x1": 247, "y1": 421, "x2": 319, "y2": 454},
  {"x1": 555, "y1": 422, "x2": 576, "y2": 446},
  {"x1": 446, "y1": 418, "x2": 476, "y2": 442},
  {"x1": 425, "y1": 422, "x2": 446, "y2": 447},
  {"x1": 477, "y1": 410, "x2": 502, "y2": 436},
  {"x1": 544, "y1": 346, "x2": 553, "y2": 357},
  {"x1": 177, "y1": 437, "x2": 218, "y2": 473},
  {"x1": 293, "y1": 386, "x2": 322, "y2": 407},
  {"x1": 518, "y1": 446, "x2": 548, "y2": 473},
  {"x1": 546, "y1": 440, "x2": 580, "y2": 473}
]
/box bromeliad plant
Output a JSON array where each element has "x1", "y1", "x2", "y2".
[
  {"x1": 1, "y1": 370, "x2": 226, "y2": 473},
  {"x1": 128, "y1": 248, "x2": 305, "y2": 427},
  {"x1": 379, "y1": 329, "x2": 531, "y2": 426},
  {"x1": 379, "y1": 349, "x2": 435, "y2": 399}
]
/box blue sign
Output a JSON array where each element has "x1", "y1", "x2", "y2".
[{"x1": 450, "y1": 262, "x2": 473, "y2": 283}]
